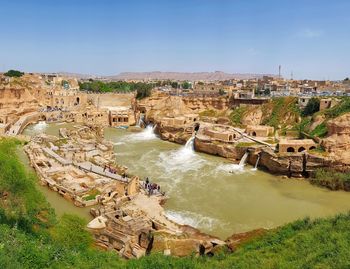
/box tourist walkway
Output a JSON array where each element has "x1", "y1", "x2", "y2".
[
  {"x1": 77, "y1": 161, "x2": 129, "y2": 183},
  {"x1": 232, "y1": 127, "x2": 276, "y2": 149}
]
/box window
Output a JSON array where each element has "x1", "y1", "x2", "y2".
[{"x1": 287, "y1": 147, "x2": 295, "y2": 152}]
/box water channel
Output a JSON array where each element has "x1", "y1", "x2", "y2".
[{"x1": 23, "y1": 122, "x2": 350, "y2": 238}]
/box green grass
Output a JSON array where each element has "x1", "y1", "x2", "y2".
[
  {"x1": 2, "y1": 138, "x2": 350, "y2": 268},
  {"x1": 324, "y1": 97, "x2": 350, "y2": 119},
  {"x1": 83, "y1": 189, "x2": 100, "y2": 201},
  {"x1": 229, "y1": 107, "x2": 247, "y2": 126},
  {"x1": 310, "y1": 168, "x2": 350, "y2": 191},
  {"x1": 310, "y1": 122, "x2": 328, "y2": 137},
  {"x1": 262, "y1": 97, "x2": 301, "y2": 129},
  {"x1": 236, "y1": 142, "x2": 257, "y2": 147}
]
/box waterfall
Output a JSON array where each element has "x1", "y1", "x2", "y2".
[
  {"x1": 254, "y1": 154, "x2": 261, "y2": 169},
  {"x1": 184, "y1": 135, "x2": 195, "y2": 151},
  {"x1": 137, "y1": 114, "x2": 145, "y2": 127},
  {"x1": 128, "y1": 124, "x2": 157, "y2": 141},
  {"x1": 238, "y1": 151, "x2": 249, "y2": 168}
]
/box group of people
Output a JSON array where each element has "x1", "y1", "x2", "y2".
[
  {"x1": 103, "y1": 164, "x2": 117, "y2": 174},
  {"x1": 144, "y1": 177, "x2": 164, "y2": 196}
]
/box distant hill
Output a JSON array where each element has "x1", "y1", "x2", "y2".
[{"x1": 105, "y1": 71, "x2": 276, "y2": 81}]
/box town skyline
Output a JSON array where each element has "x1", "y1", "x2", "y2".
[{"x1": 1, "y1": 0, "x2": 349, "y2": 80}]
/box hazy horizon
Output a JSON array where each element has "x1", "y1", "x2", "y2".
[{"x1": 1, "y1": 0, "x2": 349, "y2": 80}]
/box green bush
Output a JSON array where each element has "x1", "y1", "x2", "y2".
[
  {"x1": 229, "y1": 107, "x2": 246, "y2": 126},
  {"x1": 310, "y1": 122, "x2": 328, "y2": 137},
  {"x1": 4, "y1": 70, "x2": 24, "y2": 77},
  {"x1": 302, "y1": 97, "x2": 320, "y2": 116},
  {"x1": 325, "y1": 97, "x2": 350, "y2": 118},
  {"x1": 310, "y1": 168, "x2": 350, "y2": 190}
]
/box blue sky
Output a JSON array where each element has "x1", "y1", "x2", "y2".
[{"x1": 0, "y1": 0, "x2": 349, "y2": 79}]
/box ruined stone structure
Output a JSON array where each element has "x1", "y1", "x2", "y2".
[
  {"x1": 25, "y1": 126, "x2": 138, "y2": 207},
  {"x1": 109, "y1": 108, "x2": 136, "y2": 127},
  {"x1": 246, "y1": 125, "x2": 274, "y2": 137},
  {"x1": 278, "y1": 139, "x2": 316, "y2": 153}
]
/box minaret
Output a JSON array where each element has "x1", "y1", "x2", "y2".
[{"x1": 278, "y1": 65, "x2": 281, "y2": 79}]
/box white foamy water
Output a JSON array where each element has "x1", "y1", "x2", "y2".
[
  {"x1": 165, "y1": 210, "x2": 219, "y2": 230},
  {"x1": 157, "y1": 146, "x2": 206, "y2": 173},
  {"x1": 216, "y1": 163, "x2": 245, "y2": 174},
  {"x1": 32, "y1": 121, "x2": 47, "y2": 132},
  {"x1": 125, "y1": 124, "x2": 157, "y2": 141}
]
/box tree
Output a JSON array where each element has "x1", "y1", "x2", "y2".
[
  {"x1": 171, "y1": 81, "x2": 178, "y2": 89},
  {"x1": 264, "y1": 88, "x2": 271, "y2": 96},
  {"x1": 219, "y1": 89, "x2": 226, "y2": 96},
  {"x1": 181, "y1": 81, "x2": 191, "y2": 89},
  {"x1": 4, "y1": 70, "x2": 24, "y2": 77},
  {"x1": 302, "y1": 97, "x2": 320, "y2": 116}
]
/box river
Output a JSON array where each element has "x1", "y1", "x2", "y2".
[{"x1": 23, "y1": 122, "x2": 350, "y2": 239}]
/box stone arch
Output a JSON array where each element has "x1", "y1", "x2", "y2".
[
  {"x1": 76, "y1": 97, "x2": 80, "y2": 105},
  {"x1": 287, "y1": 147, "x2": 295, "y2": 153},
  {"x1": 229, "y1": 134, "x2": 233, "y2": 141},
  {"x1": 252, "y1": 131, "x2": 257, "y2": 137},
  {"x1": 298, "y1": 147, "x2": 306, "y2": 152}
]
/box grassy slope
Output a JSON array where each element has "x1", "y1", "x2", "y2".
[
  {"x1": 1, "y1": 138, "x2": 350, "y2": 268},
  {"x1": 229, "y1": 97, "x2": 301, "y2": 130}
]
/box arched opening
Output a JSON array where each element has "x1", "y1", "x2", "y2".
[
  {"x1": 309, "y1": 146, "x2": 316, "y2": 150},
  {"x1": 298, "y1": 147, "x2": 306, "y2": 152},
  {"x1": 76, "y1": 97, "x2": 80, "y2": 105},
  {"x1": 229, "y1": 134, "x2": 233, "y2": 141},
  {"x1": 252, "y1": 131, "x2": 257, "y2": 137},
  {"x1": 233, "y1": 134, "x2": 236, "y2": 139},
  {"x1": 194, "y1": 123, "x2": 200, "y2": 132},
  {"x1": 287, "y1": 147, "x2": 295, "y2": 152}
]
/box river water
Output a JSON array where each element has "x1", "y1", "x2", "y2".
[{"x1": 23, "y1": 122, "x2": 350, "y2": 238}]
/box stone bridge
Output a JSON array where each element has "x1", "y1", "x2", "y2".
[{"x1": 6, "y1": 112, "x2": 42, "y2": 136}]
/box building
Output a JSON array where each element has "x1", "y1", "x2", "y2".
[
  {"x1": 246, "y1": 125, "x2": 274, "y2": 137},
  {"x1": 278, "y1": 139, "x2": 316, "y2": 153}
]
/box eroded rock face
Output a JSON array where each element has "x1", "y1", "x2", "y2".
[
  {"x1": 322, "y1": 113, "x2": 350, "y2": 163},
  {"x1": 326, "y1": 113, "x2": 350, "y2": 135},
  {"x1": 195, "y1": 139, "x2": 245, "y2": 159}
]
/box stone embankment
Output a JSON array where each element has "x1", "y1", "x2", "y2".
[{"x1": 153, "y1": 120, "x2": 338, "y2": 177}]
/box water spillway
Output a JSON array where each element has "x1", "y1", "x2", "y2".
[
  {"x1": 23, "y1": 122, "x2": 350, "y2": 239},
  {"x1": 238, "y1": 151, "x2": 249, "y2": 168}
]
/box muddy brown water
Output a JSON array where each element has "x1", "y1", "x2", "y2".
[{"x1": 23, "y1": 122, "x2": 350, "y2": 238}]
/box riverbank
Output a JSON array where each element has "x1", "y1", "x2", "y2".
[
  {"x1": 2, "y1": 138, "x2": 350, "y2": 268},
  {"x1": 22, "y1": 122, "x2": 350, "y2": 242}
]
